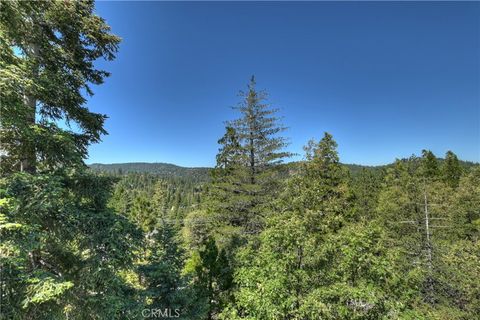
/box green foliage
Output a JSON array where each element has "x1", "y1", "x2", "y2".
[
  {"x1": 1, "y1": 3, "x2": 478, "y2": 317},
  {"x1": 420, "y1": 149, "x2": 440, "y2": 179},
  {"x1": 282, "y1": 133, "x2": 354, "y2": 232},
  {"x1": 442, "y1": 151, "x2": 463, "y2": 188},
  {"x1": 139, "y1": 222, "x2": 185, "y2": 311},
  {"x1": 0, "y1": 171, "x2": 143, "y2": 319},
  {"x1": 375, "y1": 156, "x2": 479, "y2": 319},
  {"x1": 90, "y1": 163, "x2": 210, "y2": 182},
  {"x1": 0, "y1": 1, "x2": 147, "y2": 319},
  {"x1": 351, "y1": 168, "x2": 383, "y2": 219},
  {"x1": 23, "y1": 276, "x2": 74, "y2": 307},
  {"x1": 0, "y1": 0, "x2": 120, "y2": 174},
  {"x1": 207, "y1": 76, "x2": 291, "y2": 237},
  {"x1": 229, "y1": 134, "x2": 407, "y2": 319},
  {"x1": 187, "y1": 237, "x2": 233, "y2": 320},
  {"x1": 109, "y1": 173, "x2": 204, "y2": 221}
]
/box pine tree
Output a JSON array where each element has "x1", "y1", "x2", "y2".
[
  {"x1": 208, "y1": 76, "x2": 291, "y2": 238},
  {"x1": 0, "y1": 0, "x2": 120, "y2": 174},
  {"x1": 374, "y1": 156, "x2": 480, "y2": 317},
  {"x1": 0, "y1": 2, "x2": 142, "y2": 318},
  {"x1": 130, "y1": 193, "x2": 156, "y2": 233},
  {"x1": 215, "y1": 126, "x2": 244, "y2": 171},
  {"x1": 289, "y1": 132, "x2": 352, "y2": 232},
  {"x1": 192, "y1": 237, "x2": 233, "y2": 320},
  {"x1": 420, "y1": 149, "x2": 439, "y2": 179},
  {"x1": 442, "y1": 150, "x2": 462, "y2": 188},
  {"x1": 450, "y1": 167, "x2": 480, "y2": 241},
  {"x1": 230, "y1": 76, "x2": 290, "y2": 183},
  {"x1": 352, "y1": 168, "x2": 382, "y2": 220},
  {"x1": 139, "y1": 221, "x2": 185, "y2": 312},
  {"x1": 229, "y1": 134, "x2": 403, "y2": 319}
]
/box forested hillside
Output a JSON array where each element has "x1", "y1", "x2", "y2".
[
  {"x1": 89, "y1": 159, "x2": 478, "y2": 181},
  {"x1": 1, "y1": 1, "x2": 479, "y2": 320},
  {"x1": 89, "y1": 163, "x2": 210, "y2": 182}
]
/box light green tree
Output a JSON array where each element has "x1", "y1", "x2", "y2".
[{"x1": 228, "y1": 133, "x2": 405, "y2": 319}]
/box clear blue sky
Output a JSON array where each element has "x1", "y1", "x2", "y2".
[{"x1": 86, "y1": 1, "x2": 480, "y2": 167}]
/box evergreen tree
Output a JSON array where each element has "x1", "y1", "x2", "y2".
[
  {"x1": 230, "y1": 76, "x2": 290, "y2": 183},
  {"x1": 190, "y1": 237, "x2": 233, "y2": 320},
  {"x1": 450, "y1": 167, "x2": 480, "y2": 241},
  {"x1": 206, "y1": 126, "x2": 248, "y2": 250},
  {"x1": 215, "y1": 126, "x2": 244, "y2": 171},
  {"x1": 130, "y1": 193, "x2": 156, "y2": 233},
  {"x1": 2, "y1": 3, "x2": 478, "y2": 317},
  {"x1": 0, "y1": 0, "x2": 120, "y2": 174},
  {"x1": 289, "y1": 133, "x2": 352, "y2": 232},
  {"x1": 139, "y1": 221, "x2": 185, "y2": 313},
  {"x1": 442, "y1": 151, "x2": 462, "y2": 188},
  {"x1": 228, "y1": 134, "x2": 404, "y2": 319},
  {"x1": 375, "y1": 156, "x2": 480, "y2": 318},
  {"x1": 207, "y1": 76, "x2": 291, "y2": 243},
  {"x1": 227, "y1": 76, "x2": 290, "y2": 231},
  {"x1": 420, "y1": 149, "x2": 439, "y2": 179},
  {"x1": 187, "y1": 79, "x2": 292, "y2": 319},
  {"x1": 0, "y1": 2, "x2": 143, "y2": 318},
  {"x1": 0, "y1": 170, "x2": 143, "y2": 319},
  {"x1": 352, "y1": 168, "x2": 382, "y2": 220}
]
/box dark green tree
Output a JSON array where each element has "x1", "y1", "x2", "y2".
[
  {"x1": 208, "y1": 76, "x2": 291, "y2": 240},
  {"x1": 442, "y1": 151, "x2": 462, "y2": 188},
  {"x1": 290, "y1": 133, "x2": 353, "y2": 232},
  {"x1": 376, "y1": 156, "x2": 480, "y2": 318},
  {"x1": 192, "y1": 237, "x2": 233, "y2": 320},
  {"x1": 215, "y1": 126, "x2": 244, "y2": 171},
  {"x1": 0, "y1": 171, "x2": 143, "y2": 319},
  {"x1": 206, "y1": 126, "x2": 248, "y2": 250},
  {"x1": 231, "y1": 76, "x2": 290, "y2": 184},
  {"x1": 139, "y1": 221, "x2": 185, "y2": 312},
  {"x1": 0, "y1": 0, "x2": 120, "y2": 174},
  {"x1": 0, "y1": 1, "x2": 143, "y2": 318},
  {"x1": 130, "y1": 193, "x2": 156, "y2": 233}
]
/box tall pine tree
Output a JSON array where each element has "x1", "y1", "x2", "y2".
[
  {"x1": 0, "y1": 1, "x2": 142, "y2": 318},
  {"x1": 208, "y1": 76, "x2": 291, "y2": 237},
  {"x1": 442, "y1": 151, "x2": 462, "y2": 188}
]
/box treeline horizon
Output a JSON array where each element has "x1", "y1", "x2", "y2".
[{"x1": 88, "y1": 156, "x2": 479, "y2": 173}]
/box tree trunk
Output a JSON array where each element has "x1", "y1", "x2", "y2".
[
  {"x1": 423, "y1": 188, "x2": 435, "y2": 304},
  {"x1": 20, "y1": 43, "x2": 38, "y2": 173},
  {"x1": 20, "y1": 95, "x2": 36, "y2": 173},
  {"x1": 249, "y1": 135, "x2": 255, "y2": 185}
]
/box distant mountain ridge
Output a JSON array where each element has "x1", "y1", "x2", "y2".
[
  {"x1": 89, "y1": 158, "x2": 478, "y2": 180},
  {"x1": 88, "y1": 162, "x2": 211, "y2": 181}
]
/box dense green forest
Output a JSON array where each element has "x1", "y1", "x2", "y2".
[
  {"x1": 1, "y1": 1, "x2": 479, "y2": 319},
  {"x1": 89, "y1": 163, "x2": 210, "y2": 183},
  {"x1": 88, "y1": 159, "x2": 478, "y2": 185}
]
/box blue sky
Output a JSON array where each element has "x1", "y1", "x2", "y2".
[{"x1": 86, "y1": 1, "x2": 479, "y2": 167}]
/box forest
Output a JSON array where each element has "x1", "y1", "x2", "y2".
[{"x1": 0, "y1": 1, "x2": 479, "y2": 320}]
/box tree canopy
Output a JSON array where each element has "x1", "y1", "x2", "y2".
[{"x1": 1, "y1": 2, "x2": 478, "y2": 319}]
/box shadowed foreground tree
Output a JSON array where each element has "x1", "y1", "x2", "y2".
[
  {"x1": 0, "y1": 0, "x2": 119, "y2": 174},
  {"x1": 0, "y1": 1, "x2": 145, "y2": 319}
]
